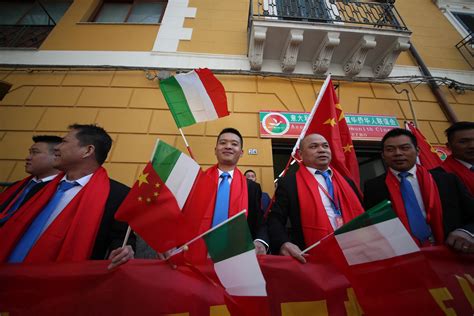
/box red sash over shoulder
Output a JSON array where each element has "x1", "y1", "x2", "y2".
[
  {"x1": 0, "y1": 167, "x2": 110, "y2": 263},
  {"x1": 0, "y1": 176, "x2": 32, "y2": 208},
  {"x1": 441, "y1": 156, "x2": 474, "y2": 195},
  {"x1": 185, "y1": 165, "x2": 248, "y2": 262},
  {"x1": 385, "y1": 165, "x2": 444, "y2": 246},
  {"x1": 296, "y1": 164, "x2": 364, "y2": 252}
]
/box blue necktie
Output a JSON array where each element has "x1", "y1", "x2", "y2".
[
  {"x1": 8, "y1": 181, "x2": 79, "y2": 263},
  {"x1": 212, "y1": 172, "x2": 231, "y2": 227},
  {"x1": 0, "y1": 180, "x2": 38, "y2": 223},
  {"x1": 398, "y1": 172, "x2": 432, "y2": 242},
  {"x1": 470, "y1": 166, "x2": 474, "y2": 172},
  {"x1": 315, "y1": 170, "x2": 341, "y2": 213}
]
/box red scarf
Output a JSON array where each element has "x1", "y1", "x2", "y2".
[
  {"x1": 0, "y1": 167, "x2": 110, "y2": 263},
  {"x1": 385, "y1": 165, "x2": 444, "y2": 246},
  {"x1": 296, "y1": 164, "x2": 364, "y2": 253},
  {"x1": 0, "y1": 176, "x2": 32, "y2": 208},
  {"x1": 441, "y1": 156, "x2": 474, "y2": 195},
  {"x1": 185, "y1": 165, "x2": 248, "y2": 262}
]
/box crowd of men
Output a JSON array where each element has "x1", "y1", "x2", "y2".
[{"x1": 0, "y1": 121, "x2": 472, "y2": 268}]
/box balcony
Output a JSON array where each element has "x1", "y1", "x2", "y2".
[
  {"x1": 455, "y1": 32, "x2": 474, "y2": 69},
  {"x1": 248, "y1": 0, "x2": 412, "y2": 78}
]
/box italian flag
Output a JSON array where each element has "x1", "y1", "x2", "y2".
[
  {"x1": 203, "y1": 211, "x2": 267, "y2": 296},
  {"x1": 159, "y1": 68, "x2": 229, "y2": 128},
  {"x1": 335, "y1": 200, "x2": 420, "y2": 265},
  {"x1": 115, "y1": 139, "x2": 204, "y2": 252}
]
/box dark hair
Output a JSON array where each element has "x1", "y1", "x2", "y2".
[
  {"x1": 32, "y1": 135, "x2": 62, "y2": 154},
  {"x1": 445, "y1": 121, "x2": 474, "y2": 143},
  {"x1": 381, "y1": 128, "x2": 417, "y2": 149},
  {"x1": 217, "y1": 128, "x2": 243, "y2": 147},
  {"x1": 244, "y1": 169, "x2": 256, "y2": 176},
  {"x1": 69, "y1": 124, "x2": 112, "y2": 165}
]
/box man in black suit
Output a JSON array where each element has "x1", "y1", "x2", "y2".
[
  {"x1": 0, "y1": 135, "x2": 61, "y2": 226},
  {"x1": 268, "y1": 133, "x2": 364, "y2": 263},
  {"x1": 204, "y1": 128, "x2": 268, "y2": 255},
  {"x1": 0, "y1": 124, "x2": 135, "y2": 268},
  {"x1": 364, "y1": 128, "x2": 474, "y2": 253}
]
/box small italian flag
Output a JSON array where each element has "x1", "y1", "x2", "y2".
[
  {"x1": 203, "y1": 211, "x2": 267, "y2": 297},
  {"x1": 335, "y1": 200, "x2": 420, "y2": 266},
  {"x1": 115, "y1": 139, "x2": 202, "y2": 252},
  {"x1": 159, "y1": 68, "x2": 229, "y2": 128}
]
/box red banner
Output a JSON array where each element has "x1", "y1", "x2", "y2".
[{"x1": 0, "y1": 247, "x2": 472, "y2": 316}]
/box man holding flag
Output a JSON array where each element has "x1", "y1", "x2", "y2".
[
  {"x1": 268, "y1": 133, "x2": 364, "y2": 263},
  {"x1": 187, "y1": 128, "x2": 269, "y2": 260},
  {"x1": 364, "y1": 128, "x2": 474, "y2": 252}
]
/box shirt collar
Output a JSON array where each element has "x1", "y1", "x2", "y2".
[
  {"x1": 61, "y1": 173, "x2": 94, "y2": 187},
  {"x1": 455, "y1": 158, "x2": 473, "y2": 169},
  {"x1": 34, "y1": 174, "x2": 59, "y2": 183},
  {"x1": 218, "y1": 168, "x2": 234, "y2": 179},
  {"x1": 306, "y1": 166, "x2": 333, "y2": 177},
  {"x1": 389, "y1": 165, "x2": 417, "y2": 179}
]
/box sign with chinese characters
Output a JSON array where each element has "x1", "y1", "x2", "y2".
[{"x1": 259, "y1": 111, "x2": 400, "y2": 141}]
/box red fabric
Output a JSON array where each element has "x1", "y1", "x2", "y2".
[
  {"x1": 385, "y1": 165, "x2": 444, "y2": 246},
  {"x1": 406, "y1": 122, "x2": 442, "y2": 169},
  {"x1": 293, "y1": 78, "x2": 361, "y2": 194},
  {"x1": 185, "y1": 165, "x2": 248, "y2": 262},
  {"x1": 441, "y1": 155, "x2": 474, "y2": 195},
  {"x1": 195, "y1": 68, "x2": 229, "y2": 118},
  {"x1": 296, "y1": 164, "x2": 364, "y2": 252},
  {"x1": 0, "y1": 167, "x2": 110, "y2": 263},
  {"x1": 1, "y1": 248, "x2": 472, "y2": 316},
  {"x1": 0, "y1": 176, "x2": 32, "y2": 208}
]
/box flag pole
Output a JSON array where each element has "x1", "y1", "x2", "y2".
[
  {"x1": 169, "y1": 210, "x2": 247, "y2": 257},
  {"x1": 300, "y1": 231, "x2": 334, "y2": 255},
  {"x1": 121, "y1": 225, "x2": 132, "y2": 248},
  {"x1": 178, "y1": 128, "x2": 195, "y2": 160}
]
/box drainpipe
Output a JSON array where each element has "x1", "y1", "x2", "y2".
[{"x1": 408, "y1": 43, "x2": 458, "y2": 123}]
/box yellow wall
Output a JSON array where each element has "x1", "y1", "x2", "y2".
[
  {"x1": 395, "y1": 0, "x2": 471, "y2": 70},
  {"x1": 40, "y1": 0, "x2": 159, "y2": 51},
  {"x1": 1, "y1": 69, "x2": 473, "y2": 194}
]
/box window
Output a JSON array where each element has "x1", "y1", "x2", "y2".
[
  {"x1": 91, "y1": 0, "x2": 167, "y2": 24},
  {"x1": 451, "y1": 11, "x2": 474, "y2": 34},
  {"x1": 0, "y1": 0, "x2": 72, "y2": 26},
  {"x1": 0, "y1": 0, "x2": 72, "y2": 48}
]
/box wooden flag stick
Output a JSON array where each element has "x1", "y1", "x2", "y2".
[
  {"x1": 178, "y1": 128, "x2": 195, "y2": 159},
  {"x1": 168, "y1": 210, "x2": 247, "y2": 257},
  {"x1": 121, "y1": 225, "x2": 132, "y2": 248},
  {"x1": 300, "y1": 231, "x2": 334, "y2": 255}
]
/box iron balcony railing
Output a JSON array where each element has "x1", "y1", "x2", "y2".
[
  {"x1": 455, "y1": 32, "x2": 474, "y2": 69},
  {"x1": 252, "y1": 0, "x2": 409, "y2": 31}
]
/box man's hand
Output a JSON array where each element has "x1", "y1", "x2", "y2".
[
  {"x1": 280, "y1": 242, "x2": 307, "y2": 263},
  {"x1": 254, "y1": 241, "x2": 267, "y2": 255},
  {"x1": 157, "y1": 247, "x2": 177, "y2": 260},
  {"x1": 108, "y1": 245, "x2": 134, "y2": 270},
  {"x1": 446, "y1": 230, "x2": 474, "y2": 253}
]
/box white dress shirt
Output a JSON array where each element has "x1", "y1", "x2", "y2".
[
  {"x1": 306, "y1": 166, "x2": 339, "y2": 230},
  {"x1": 455, "y1": 158, "x2": 473, "y2": 170}
]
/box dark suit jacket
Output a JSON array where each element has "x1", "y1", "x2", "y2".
[
  {"x1": 246, "y1": 179, "x2": 269, "y2": 243},
  {"x1": 267, "y1": 170, "x2": 361, "y2": 254},
  {"x1": 90, "y1": 179, "x2": 136, "y2": 260},
  {"x1": 363, "y1": 169, "x2": 474, "y2": 239}
]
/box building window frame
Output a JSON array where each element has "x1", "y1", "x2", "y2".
[
  {"x1": 89, "y1": 0, "x2": 167, "y2": 24},
  {"x1": 435, "y1": 0, "x2": 474, "y2": 38}
]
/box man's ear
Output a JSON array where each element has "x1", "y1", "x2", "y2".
[{"x1": 83, "y1": 145, "x2": 95, "y2": 159}]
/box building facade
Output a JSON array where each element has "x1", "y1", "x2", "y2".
[{"x1": 0, "y1": 0, "x2": 473, "y2": 194}]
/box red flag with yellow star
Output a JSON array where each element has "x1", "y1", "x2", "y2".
[
  {"x1": 115, "y1": 139, "x2": 214, "y2": 253},
  {"x1": 292, "y1": 76, "x2": 360, "y2": 190},
  {"x1": 405, "y1": 121, "x2": 442, "y2": 169}
]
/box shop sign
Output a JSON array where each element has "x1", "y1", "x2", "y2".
[{"x1": 259, "y1": 111, "x2": 400, "y2": 141}]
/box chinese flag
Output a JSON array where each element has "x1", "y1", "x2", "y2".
[
  {"x1": 292, "y1": 76, "x2": 361, "y2": 190},
  {"x1": 405, "y1": 122, "x2": 442, "y2": 169}
]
